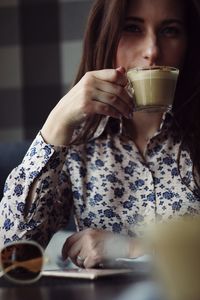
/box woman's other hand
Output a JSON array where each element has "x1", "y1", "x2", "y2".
[
  {"x1": 61, "y1": 228, "x2": 142, "y2": 268},
  {"x1": 41, "y1": 67, "x2": 134, "y2": 146}
]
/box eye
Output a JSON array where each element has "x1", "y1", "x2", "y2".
[
  {"x1": 123, "y1": 24, "x2": 142, "y2": 33},
  {"x1": 160, "y1": 26, "x2": 181, "y2": 37}
]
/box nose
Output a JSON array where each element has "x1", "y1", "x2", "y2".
[{"x1": 142, "y1": 34, "x2": 159, "y2": 65}]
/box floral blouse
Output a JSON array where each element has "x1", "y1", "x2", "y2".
[{"x1": 0, "y1": 112, "x2": 200, "y2": 248}]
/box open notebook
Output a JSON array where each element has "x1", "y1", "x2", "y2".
[
  {"x1": 42, "y1": 255, "x2": 151, "y2": 280},
  {"x1": 42, "y1": 268, "x2": 134, "y2": 280}
]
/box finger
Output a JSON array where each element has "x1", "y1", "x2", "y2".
[
  {"x1": 116, "y1": 66, "x2": 127, "y2": 82},
  {"x1": 76, "y1": 255, "x2": 86, "y2": 268},
  {"x1": 86, "y1": 100, "x2": 122, "y2": 119},
  {"x1": 94, "y1": 77, "x2": 134, "y2": 112},
  {"x1": 91, "y1": 69, "x2": 128, "y2": 87},
  {"x1": 83, "y1": 254, "x2": 102, "y2": 269},
  {"x1": 62, "y1": 229, "x2": 97, "y2": 259},
  {"x1": 68, "y1": 241, "x2": 82, "y2": 259},
  {"x1": 92, "y1": 89, "x2": 132, "y2": 119},
  {"x1": 62, "y1": 232, "x2": 83, "y2": 259},
  {"x1": 116, "y1": 66, "x2": 126, "y2": 74},
  {"x1": 62, "y1": 240, "x2": 83, "y2": 265}
]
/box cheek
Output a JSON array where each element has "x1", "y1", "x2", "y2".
[
  {"x1": 115, "y1": 38, "x2": 137, "y2": 68},
  {"x1": 115, "y1": 50, "x2": 123, "y2": 68},
  {"x1": 167, "y1": 39, "x2": 188, "y2": 68},
  {"x1": 115, "y1": 39, "x2": 126, "y2": 67}
]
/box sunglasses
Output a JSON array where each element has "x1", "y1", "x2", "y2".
[{"x1": 0, "y1": 240, "x2": 45, "y2": 284}]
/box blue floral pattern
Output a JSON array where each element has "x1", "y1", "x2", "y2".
[{"x1": 0, "y1": 113, "x2": 200, "y2": 248}]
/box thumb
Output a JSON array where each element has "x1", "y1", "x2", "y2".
[
  {"x1": 116, "y1": 66, "x2": 126, "y2": 74},
  {"x1": 115, "y1": 66, "x2": 127, "y2": 86}
]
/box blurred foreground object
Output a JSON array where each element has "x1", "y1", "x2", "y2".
[{"x1": 150, "y1": 216, "x2": 200, "y2": 300}]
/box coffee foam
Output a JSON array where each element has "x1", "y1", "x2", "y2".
[
  {"x1": 127, "y1": 69, "x2": 178, "y2": 81},
  {"x1": 127, "y1": 67, "x2": 179, "y2": 111}
]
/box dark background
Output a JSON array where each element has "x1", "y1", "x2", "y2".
[{"x1": 0, "y1": 0, "x2": 92, "y2": 142}]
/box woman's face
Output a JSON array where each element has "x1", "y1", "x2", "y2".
[{"x1": 116, "y1": 0, "x2": 188, "y2": 70}]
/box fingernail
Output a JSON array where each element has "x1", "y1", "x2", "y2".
[{"x1": 116, "y1": 66, "x2": 125, "y2": 74}]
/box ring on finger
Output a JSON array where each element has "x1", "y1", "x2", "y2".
[{"x1": 77, "y1": 255, "x2": 85, "y2": 267}]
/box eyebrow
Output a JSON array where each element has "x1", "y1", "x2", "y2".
[{"x1": 125, "y1": 16, "x2": 185, "y2": 26}]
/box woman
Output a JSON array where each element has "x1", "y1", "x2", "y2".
[{"x1": 1, "y1": 0, "x2": 200, "y2": 268}]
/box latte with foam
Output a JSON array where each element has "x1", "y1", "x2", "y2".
[{"x1": 127, "y1": 66, "x2": 179, "y2": 112}]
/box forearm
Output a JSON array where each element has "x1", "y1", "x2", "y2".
[
  {"x1": 0, "y1": 132, "x2": 72, "y2": 248},
  {"x1": 41, "y1": 103, "x2": 75, "y2": 146},
  {"x1": 0, "y1": 181, "x2": 72, "y2": 250}
]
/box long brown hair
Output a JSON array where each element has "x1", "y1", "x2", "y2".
[
  {"x1": 72, "y1": 0, "x2": 200, "y2": 183},
  {"x1": 71, "y1": 0, "x2": 128, "y2": 143},
  {"x1": 172, "y1": 0, "x2": 200, "y2": 189}
]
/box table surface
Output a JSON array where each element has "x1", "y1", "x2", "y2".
[{"x1": 0, "y1": 273, "x2": 157, "y2": 300}]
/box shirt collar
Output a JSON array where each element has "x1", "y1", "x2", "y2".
[{"x1": 89, "y1": 110, "x2": 173, "y2": 141}]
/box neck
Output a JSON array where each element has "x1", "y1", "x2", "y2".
[
  {"x1": 132, "y1": 111, "x2": 164, "y2": 140},
  {"x1": 124, "y1": 111, "x2": 164, "y2": 156}
]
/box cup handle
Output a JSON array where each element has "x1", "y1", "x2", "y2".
[
  {"x1": 126, "y1": 80, "x2": 136, "y2": 112},
  {"x1": 126, "y1": 80, "x2": 135, "y2": 98}
]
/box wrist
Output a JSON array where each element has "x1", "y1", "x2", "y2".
[{"x1": 41, "y1": 110, "x2": 75, "y2": 146}]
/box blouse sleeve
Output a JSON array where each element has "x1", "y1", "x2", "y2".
[{"x1": 0, "y1": 132, "x2": 73, "y2": 249}]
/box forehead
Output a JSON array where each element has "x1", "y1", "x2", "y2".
[{"x1": 126, "y1": 0, "x2": 186, "y2": 20}]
